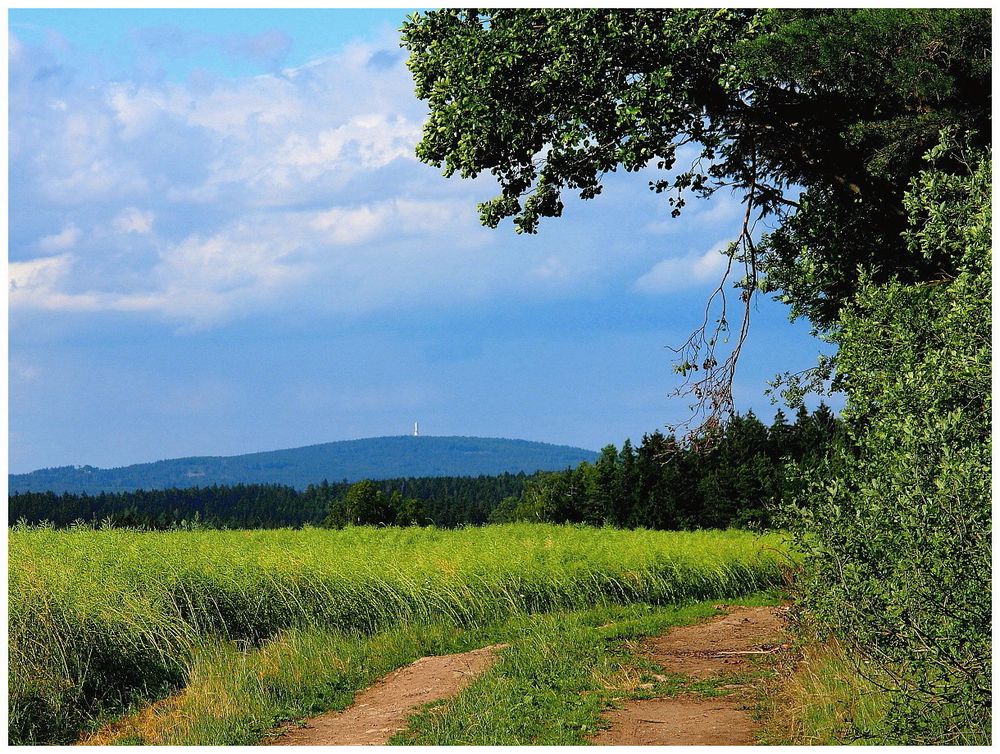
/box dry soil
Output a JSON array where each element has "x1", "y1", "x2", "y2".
[
  {"x1": 267, "y1": 644, "x2": 505, "y2": 745},
  {"x1": 591, "y1": 606, "x2": 786, "y2": 746}
]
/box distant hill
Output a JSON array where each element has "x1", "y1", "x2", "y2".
[{"x1": 8, "y1": 436, "x2": 598, "y2": 495}]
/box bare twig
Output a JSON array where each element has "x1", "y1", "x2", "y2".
[{"x1": 662, "y1": 147, "x2": 760, "y2": 452}]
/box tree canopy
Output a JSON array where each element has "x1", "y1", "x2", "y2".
[
  {"x1": 401, "y1": 9, "x2": 990, "y2": 422},
  {"x1": 402, "y1": 8, "x2": 987, "y2": 321}
]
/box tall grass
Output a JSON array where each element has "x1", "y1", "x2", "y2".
[
  {"x1": 78, "y1": 597, "x2": 784, "y2": 746},
  {"x1": 761, "y1": 639, "x2": 891, "y2": 745},
  {"x1": 9, "y1": 523, "x2": 789, "y2": 744},
  {"x1": 82, "y1": 621, "x2": 496, "y2": 745}
]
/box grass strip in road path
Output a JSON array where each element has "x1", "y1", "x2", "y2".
[
  {"x1": 81, "y1": 592, "x2": 783, "y2": 745},
  {"x1": 590, "y1": 605, "x2": 786, "y2": 745},
  {"x1": 393, "y1": 592, "x2": 784, "y2": 746}
]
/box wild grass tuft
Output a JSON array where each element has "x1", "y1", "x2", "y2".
[{"x1": 757, "y1": 638, "x2": 891, "y2": 745}]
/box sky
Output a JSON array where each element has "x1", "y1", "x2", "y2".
[{"x1": 8, "y1": 8, "x2": 837, "y2": 474}]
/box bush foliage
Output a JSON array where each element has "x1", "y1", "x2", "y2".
[{"x1": 786, "y1": 139, "x2": 990, "y2": 743}]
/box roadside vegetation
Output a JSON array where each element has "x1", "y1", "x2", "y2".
[
  {"x1": 760, "y1": 640, "x2": 891, "y2": 745},
  {"x1": 779, "y1": 137, "x2": 991, "y2": 744},
  {"x1": 10, "y1": 524, "x2": 788, "y2": 744}
]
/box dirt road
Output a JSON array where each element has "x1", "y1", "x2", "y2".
[
  {"x1": 269, "y1": 607, "x2": 783, "y2": 746},
  {"x1": 267, "y1": 644, "x2": 505, "y2": 745},
  {"x1": 591, "y1": 606, "x2": 785, "y2": 745}
]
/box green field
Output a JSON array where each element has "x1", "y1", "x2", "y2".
[{"x1": 10, "y1": 524, "x2": 791, "y2": 744}]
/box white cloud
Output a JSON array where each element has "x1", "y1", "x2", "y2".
[
  {"x1": 309, "y1": 199, "x2": 468, "y2": 246},
  {"x1": 38, "y1": 224, "x2": 81, "y2": 251},
  {"x1": 10, "y1": 254, "x2": 72, "y2": 291},
  {"x1": 105, "y1": 84, "x2": 171, "y2": 139},
  {"x1": 9, "y1": 254, "x2": 103, "y2": 311},
  {"x1": 112, "y1": 208, "x2": 154, "y2": 234},
  {"x1": 10, "y1": 195, "x2": 498, "y2": 328},
  {"x1": 156, "y1": 227, "x2": 303, "y2": 291},
  {"x1": 277, "y1": 114, "x2": 421, "y2": 177},
  {"x1": 191, "y1": 78, "x2": 302, "y2": 135},
  {"x1": 39, "y1": 157, "x2": 149, "y2": 204},
  {"x1": 394, "y1": 199, "x2": 460, "y2": 233},
  {"x1": 645, "y1": 195, "x2": 744, "y2": 235},
  {"x1": 634, "y1": 241, "x2": 732, "y2": 294},
  {"x1": 8, "y1": 29, "x2": 653, "y2": 330},
  {"x1": 310, "y1": 204, "x2": 386, "y2": 245}
]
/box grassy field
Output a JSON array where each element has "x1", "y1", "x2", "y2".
[{"x1": 10, "y1": 523, "x2": 791, "y2": 744}]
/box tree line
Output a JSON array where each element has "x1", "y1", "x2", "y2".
[
  {"x1": 11, "y1": 406, "x2": 839, "y2": 532},
  {"x1": 8, "y1": 472, "x2": 532, "y2": 530},
  {"x1": 490, "y1": 405, "x2": 838, "y2": 530}
]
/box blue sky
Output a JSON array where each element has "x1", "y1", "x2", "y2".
[{"x1": 9, "y1": 9, "x2": 836, "y2": 473}]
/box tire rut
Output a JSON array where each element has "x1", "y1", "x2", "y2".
[
  {"x1": 267, "y1": 643, "x2": 505, "y2": 745},
  {"x1": 591, "y1": 606, "x2": 786, "y2": 746}
]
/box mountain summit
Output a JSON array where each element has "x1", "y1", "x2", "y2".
[{"x1": 9, "y1": 436, "x2": 599, "y2": 494}]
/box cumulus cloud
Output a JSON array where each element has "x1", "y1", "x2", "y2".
[
  {"x1": 112, "y1": 208, "x2": 155, "y2": 234},
  {"x1": 8, "y1": 24, "x2": 661, "y2": 330},
  {"x1": 38, "y1": 224, "x2": 81, "y2": 251},
  {"x1": 310, "y1": 204, "x2": 385, "y2": 244},
  {"x1": 9, "y1": 29, "x2": 439, "y2": 323},
  {"x1": 634, "y1": 240, "x2": 732, "y2": 294},
  {"x1": 276, "y1": 113, "x2": 422, "y2": 177},
  {"x1": 10, "y1": 254, "x2": 73, "y2": 292},
  {"x1": 9, "y1": 254, "x2": 102, "y2": 311}
]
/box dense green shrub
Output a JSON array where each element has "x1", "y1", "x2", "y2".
[{"x1": 787, "y1": 139, "x2": 990, "y2": 743}]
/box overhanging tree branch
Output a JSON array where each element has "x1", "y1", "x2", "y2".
[{"x1": 665, "y1": 146, "x2": 760, "y2": 447}]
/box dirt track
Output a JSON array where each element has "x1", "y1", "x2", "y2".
[
  {"x1": 267, "y1": 644, "x2": 505, "y2": 745},
  {"x1": 591, "y1": 606, "x2": 785, "y2": 745},
  {"x1": 269, "y1": 607, "x2": 783, "y2": 746}
]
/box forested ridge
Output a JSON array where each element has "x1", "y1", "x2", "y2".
[
  {"x1": 12, "y1": 406, "x2": 837, "y2": 531},
  {"x1": 9, "y1": 435, "x2": 597, "y2": 495}
]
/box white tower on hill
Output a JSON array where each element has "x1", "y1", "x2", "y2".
[{"x1": 413, "y1": 421, "x2": 419, "y2": 437}]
